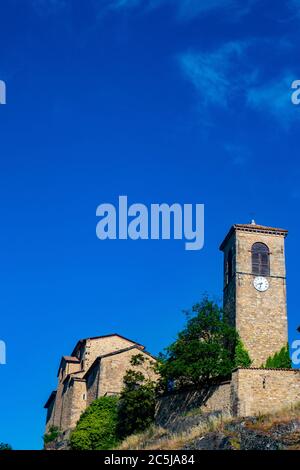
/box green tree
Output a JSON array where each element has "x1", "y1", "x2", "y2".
[
  {"x1": 157, "y1": 297, "x2": 243, "y2": 389},
  {"x1": 116, "y1": 354, "x2": 157, "y2": 439},
  {"x1": 234, "y1": 338, "x2": 252, "y2": 368},
  {"x1": 0, "y1": 443, "x2": 12, "y2": 450},
  {"x1": 264, "y1": 344, "x2": 292, "y2": 369},
  {"x1": 69, "y1": 396, "x2": 119, "y2": 450}
]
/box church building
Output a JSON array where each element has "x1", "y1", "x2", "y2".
[{"x1": 44, "y1": 334, "x2": 156, "y2": 433}]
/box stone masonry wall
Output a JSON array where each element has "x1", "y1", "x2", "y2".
[
  {"x1": 232, "y1": 368, "x2": 300, "y2": 416},
  {"x1": 235, "y1": 231, "x2": 288, "y2": 367},
  {"x1": 86, "y1": 366, "x2": 101, "y2": 406},
  {"x1": 83, "y1": 336, "x2": 138, "y2": 371},
  {"x1": 222, "y1": 229, "x2": 288, "y2": 367},
  {"x1": 155, "y1": 381, "x2": 232, "y2": 428},
  {"x1": 96, "y1": 349, "x2": 157, "y2": 397},
  {"x1": 68, "y1": 379, "x2": 87, "y2": 429},
  {"x1": 223, "y1": 234, "x2": 236, "y2": 327},
  {"x1": 156, "y1": 369, "x2": 300, "y2": 427}
]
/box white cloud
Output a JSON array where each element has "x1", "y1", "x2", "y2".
[
  {"x1": 247, "y1": 75, "x2": 299, "y2": 128},
  {"x1": 178, "y1": 41, "x2": 256, "y2": 108},
  {"x1": 178, "y1": 40, "x2": 299, "y2": 128}
]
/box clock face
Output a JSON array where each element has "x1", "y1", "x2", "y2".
[{"x1": 253, "y1": 276, "x2": 269, "y2": 292}]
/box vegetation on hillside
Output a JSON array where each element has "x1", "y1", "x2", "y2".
[
  {"x1": 69, "y1": 396, "x2": 119, "y2": 450},
  {"x1": 117, "y1": 403, "x2": 300, "y2": 450},
  {"x1": 43, "y1": 426, "x2": 61, "y2": 445},
  {"x1": 116, "y1": 354, "x2": 157, "y2": 440}
]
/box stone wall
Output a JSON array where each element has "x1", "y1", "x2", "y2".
[
  {"x1": 155, "y1": 369, "x2": 300, "y2": 427},
  {"x1": 232, "y1": 368, "x2": 300, "y2": 416},
  {"x1": 155, "y1": 380, "x2": 232, "y2": 428},
  {"x1": 98, "y1": 349, "x2": 156, "y2": 397},
  {"x1": 68, "y1": 378, "x2": 86, "y2": 429},
  {"x1": 83, "y1": 336, "x2": 138, "y2": 371},
  {"x1": 86, "y1": 364, "x2": 100, "y2": 406}
]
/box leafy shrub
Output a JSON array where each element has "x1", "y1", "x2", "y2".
[
  {"x1": 234, "y1": 338, "x2": 252, "y2": 368},
  {"x1": 43, "y1": 426, "x2": 61, "y2": 444},
  {"x1": 69, "y1": 396, "x2": 119, "y2": 450},
  {"x1": 0, "y1": 443, "x2": 12, "y2": 450},
  {"x1": 263, "y1": 344, "x2": 292, "y2": 369},
  {"x1": 116, "y1": 365, "x2": 156, "y2": 440}
]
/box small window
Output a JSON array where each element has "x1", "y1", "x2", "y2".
[
  {"x1": 227, "y1": 249, "x2": 233, "y2": 280},
  {"x1": 225, "y1": 248, "x2": 234, "y2": 285},
  {"x1": 252, "y1": 243, "x2": 270, "y2": 276}
]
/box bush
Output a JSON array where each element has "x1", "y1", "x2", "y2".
[
  {"x1": 0, "y1": 443, "x2": 12, "y2": 450},
  {"x1": 234, "y1": 338, "x2": 252, "y2": 368},
  {"x1": 117, "y1": 371, "x2": 156, "y2": 440},
  {"x1": 263, "y1": 344, "x2": 292, "y2": 369},
  {"x1": 43, "y1": 426, "x2": 61, "y2": 444},
  {"x1": 69, "y1": 396, "x2": 119, "y2": 450}
]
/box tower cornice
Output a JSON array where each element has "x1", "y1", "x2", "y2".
[{"x1": 220, "y1": 223, "x2": 288, "y2": 251}]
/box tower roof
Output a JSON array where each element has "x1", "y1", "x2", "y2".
[{"x1": 220, "y1": 223, "x2": 288, "y2": 251}]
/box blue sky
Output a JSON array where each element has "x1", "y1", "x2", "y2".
[{"x1": 1, "y1": 0, "x2": 300, "y2": 449}]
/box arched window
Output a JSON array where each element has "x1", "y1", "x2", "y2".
[{"x1": 252, "y1": 242, "x2": 270, "y2": 276}]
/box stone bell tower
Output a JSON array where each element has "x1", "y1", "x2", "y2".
[{"x1": 220, "y1": 221, "x2": 288, "y2": 367}]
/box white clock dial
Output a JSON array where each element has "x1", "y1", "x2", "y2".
[{"x1": 253, "y1": 276, "x2": 269, "y2": 292}]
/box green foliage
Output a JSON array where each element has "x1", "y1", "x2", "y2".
[
  {"x1": 0, "y1": 443, "x2": 12, "y2": 450},
  {"x1": 234, "y1": 338, "x2": 252, "y2": 368},
  {"x1": 69, "y1": 396, "x2": 119, "y2": 450},
  {"x1": 157, "y1": 297, "x2": 239, "y2": 389},
  {"x1": 116, "y1": 355, "x2": 157, "y2": 439},
  {"x1": 263, "y1": 344, "x2": 292, "y2": 369},
  {"x1": 43, "y1": 426, "x2": 61, "y2": 444}
]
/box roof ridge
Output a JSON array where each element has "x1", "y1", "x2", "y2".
[
  {"x1": 83, "y1": 345, "x2": 156, "y2": 379},
  {"x1": 71, "y1": 333, "x2": 145, "y2": 356}
]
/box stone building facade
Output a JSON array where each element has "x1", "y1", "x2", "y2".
[{"x1": 44, "y1": 334, "x2": 156, "y2": 433}]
